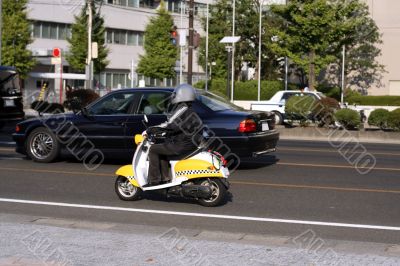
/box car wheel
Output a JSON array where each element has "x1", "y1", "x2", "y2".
[
  {"x1": 27, "y1": 127, "x2": 60, "y2": 163},
  {"x1": 273, "y1": 112, "x2": 283, "y2": 125},
  {"x1": 197, "y1": 179, "x2": 227, "y2": 207},
  {"x1": 115, "y1": 175, "x2": 142, "y2": 201}
]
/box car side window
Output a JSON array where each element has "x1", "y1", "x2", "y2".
[
  {"x1": 89, "y1": 92, "x2": 136, "y2": 115},
  {"x1": 281, "y1": 93, "x2": 294, "y2": 102},
  {"x1": 136, "y1": 92, "x2": 170, "y2": 115}
]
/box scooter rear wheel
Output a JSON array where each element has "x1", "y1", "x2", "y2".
[
  {"x1": 115, "y1": 175, "x2": 142, "y2": 201},
  {"x1": 197, "y1": 179, "x2": 227, "y2": 207}
]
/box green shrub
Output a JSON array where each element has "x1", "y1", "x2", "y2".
[
  {"x1": 313, "y1": 97, "x2": 340, "y2": 127},
  {"x1": 64, "y1": 89, "x2": 100, "y2": 112},
  {"x1": 193, "y1": 80, "x2": 206, "y2": 89},
  {"x1": 334, "y1": 109, "x2": 361, "y2": 129},
  {"x1": 387, "y1": 108, "x2": 400, "y2": 131},
  {"x1": 209, "y1": 79, "x2": 284, "y2": 101},
  {"x1": 368, "y1": 108, "x2": 390, "y2": 129},
  {"x1": 285, "y1": 95, "x2": 317, "y2": 125},
  {"x1": 317, "y1": 85, "x2": 341, "y2": 100},
  {"x1": 347, "y1": 95, "x2": 400, "y2": 106}
]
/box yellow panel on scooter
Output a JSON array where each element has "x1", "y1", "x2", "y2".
[
  {"x1": 134, "y1": 134, "x2": 144, "y2": 144},
  {"x1": 174, "y1": 159, "x2": 223, "y2": 179},
  {"x1": 115, "y1": 165, "x2": 139, "y2": 187}
]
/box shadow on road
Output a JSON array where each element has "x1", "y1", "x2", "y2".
[
  {"x1": 237, "y1": 155, "x2": 279, "y2": 170},
  {"x1": 141, "y1": 189, "x2": 233, "y2": 207}
]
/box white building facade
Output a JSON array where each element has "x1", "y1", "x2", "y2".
[{"x1": 25, "y1": 0, "x2": 208, "y2": 103}]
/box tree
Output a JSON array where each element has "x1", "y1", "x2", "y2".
[
  {"x1": 270, "y1": 0, "x2": 339, "y2": 90},
  {"x1": 270, "y1": 0, "x2": 384, "y2": 91},
  {"x1": 329, "y1": 0, "x2": 385, "y2": 91},
  {"x1": 198, "y1": 0, "x2": 283, "y2": 81},
  {"x1": 137, "y1": 1, "x2": 178, "y2": 80},
  {"x1": 1, "y1": 0, "x2": 34, "y2": 78},
  {"x1": 67, "y1": 1, "x2": 109, "y2": 73}
]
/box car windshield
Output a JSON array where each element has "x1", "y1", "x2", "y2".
[{"x1": 197, "y1": 91, "x2": 243, "y2": 111}]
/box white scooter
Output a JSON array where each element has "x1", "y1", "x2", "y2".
[{"x1": 114, "y1": 119, "x2": 230, "y2": 207}]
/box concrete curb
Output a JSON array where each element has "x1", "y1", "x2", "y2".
[{"x1": 277, "y1": 126, "x2": 400, "y2": 144}]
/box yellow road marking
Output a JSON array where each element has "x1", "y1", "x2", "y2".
[
  {"x1": 277, "y1": 162, "x2": 400, "y2": 172},
  {"x1": 0, "y1": 167, "x2": 111, "y2": 177},
  {"x1": 278, "y1": 147, "x2": 400, "y2": 156},
  {"x1": 1, "y1": 166, "x2": 400, "y2": 195},
  {"x1": 0, "y1": 148, "x2": 14, "y2": 152},
  {"x1": 231, "y1": 181, "x2": 400, "y2": 194}
]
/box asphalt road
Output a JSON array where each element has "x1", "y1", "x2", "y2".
[{"x1": 1, "y1": 121, "x2": 400, "y2": 246}]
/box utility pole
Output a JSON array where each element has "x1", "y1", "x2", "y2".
[
  {"x1": 86, "y1": 0, "x2": 93, "y2": 89},
  {"x1": 0, "y1": 0, "x2": 2, "y2": 65},
  {"x1": 187, "y1": 0, "x2": 194, "y2": 84},
  {"x1": 205, "y1": 2, "x2": 209, "y2": 91}
]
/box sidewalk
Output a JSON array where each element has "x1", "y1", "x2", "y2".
[{"x1": 1, "y1": 214, "x2": 399, "y2": 266}]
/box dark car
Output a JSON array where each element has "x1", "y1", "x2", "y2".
[
  {"x1": 13, "y1": 88, "x2": 279, "y2": 163},
  {"x1": 0, "y1": 66, "x2": 24, "y2": 129}
]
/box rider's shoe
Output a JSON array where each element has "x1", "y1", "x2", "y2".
[
  {"x1": 160, "y1": 179, "x2": 171, "y2": 184},
  {"x1": 143, "y1": 182, "x2": 159, "y2": 188}
]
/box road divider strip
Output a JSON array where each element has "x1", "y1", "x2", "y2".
[{"x1": 1, "y1": 197, "x2": 400, "y2": 231}]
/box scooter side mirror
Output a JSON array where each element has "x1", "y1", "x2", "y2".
[{"x1": 135, "y1": 134, "x2": 144, "y2": 145}]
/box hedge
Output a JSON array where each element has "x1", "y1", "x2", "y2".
[
  {"x1": 388, "y1": 108, "x2": 400, "y2": 131},
  {"x1": 368, "y1": 108, "x2": 390, "y2": 129},
  {"x1": 202, "y1": 79, "x2": 287, "y2": 101},
  {"x1": 347, "y1": 96, "x2": 400, "y2": 106},
  {"x1": 334, "y1": 109, "x2": 361, "y2": 129}
]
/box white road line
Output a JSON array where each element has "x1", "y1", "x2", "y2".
[{"x1": 0, "y1": 198, "x2": 399, "y2": 231}]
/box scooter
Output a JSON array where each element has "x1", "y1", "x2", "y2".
[{"x1": 114, "y1": 121, "x2": 230, "y2": 207}]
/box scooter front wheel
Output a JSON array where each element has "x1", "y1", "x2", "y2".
[
  {"x1": 115, "y1": 176, "x2": 142, "y2": 201},
  {"x1": 197, "y1": 179, "x2": 227, "y2": 207}
]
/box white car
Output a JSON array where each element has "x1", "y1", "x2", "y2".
[{"x1": 250, "y1": 90, "x2": 325, "y2": 124}]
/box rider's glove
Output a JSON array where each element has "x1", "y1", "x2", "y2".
[{"x1": 159, "y1": 122, "x2": 168, "y2": 128}]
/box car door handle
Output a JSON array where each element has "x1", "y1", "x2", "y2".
[
  {"x1": 113, "y1": 122, "x2": 125, "y2": 126},
  {"x1": 279, "y1": 105, "x2": 283, "y2": 107}
]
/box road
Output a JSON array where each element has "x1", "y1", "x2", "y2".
[{"x1": 1, "y1": 121, "x2": 400, "y2": 248}]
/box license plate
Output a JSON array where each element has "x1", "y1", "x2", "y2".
[
  {"x1": 262, "y1": 122, "x2": 269, "y2": 131},
  {"x1": 4, "y1": 99, "x2": 14, "y2": 107}
]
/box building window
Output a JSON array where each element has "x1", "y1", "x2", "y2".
[
  {"x1": 31, "y1": 21, "x2": 71, "y2": 40},
  {"x1": 106, "y1": 28, "x2": 144, "y2": 46}
]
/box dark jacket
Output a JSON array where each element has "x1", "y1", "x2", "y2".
[{"x1": 150, "y1": 103, "x2": 203, "y2": 152}]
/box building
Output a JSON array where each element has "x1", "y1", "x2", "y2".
[
  {"x1": 25, "y1": 0, "x2": 209, "y2": 104},
  {"x1": 363, "y1": 0, "x2": 400, "y2": 95},
  {"x1": 24, "y1": 0, "x2": 400, "y2": 104}
]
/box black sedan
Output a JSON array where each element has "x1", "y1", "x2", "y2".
[{"x1": 13, "y1": 88, "x2": 279, "y2": 164}]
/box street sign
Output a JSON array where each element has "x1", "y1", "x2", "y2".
[
  {"x1": 51, "y1": 57, "x2": 62, "y2": 65},
  {"x1": 52, "y1": 47, "x2": 61, "y2": 57}
]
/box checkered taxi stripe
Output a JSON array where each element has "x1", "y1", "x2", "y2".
[{"x1": 175, "y1": 169, "x2": 220, "y2": 176}]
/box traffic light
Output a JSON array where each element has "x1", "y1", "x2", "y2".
[{"x1": 170, "y1": 26, "x2": 179, "y2": 46}]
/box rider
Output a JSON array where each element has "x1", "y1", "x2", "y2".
[{"x1": 145, "y1": 84, "x2": 203, "y2": 186}]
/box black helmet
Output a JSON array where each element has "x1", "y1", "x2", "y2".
[{"x1": 171, "y1": 84, "x2": 196, "y2": 104}]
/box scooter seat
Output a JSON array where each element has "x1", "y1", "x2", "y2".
[{"x1": 167, "y1": 148, "x2": 203, "y2": 161}]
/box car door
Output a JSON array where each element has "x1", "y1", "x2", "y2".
[
  {"x1": 70, "y1": 91, "x2": 138, "y2": 157},
  {"x1": 124, "y1": 91, "x2": 171, "y2": 154}
]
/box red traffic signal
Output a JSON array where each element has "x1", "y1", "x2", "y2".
[
  {"x1": 52, "y1": 47, "x2": 61, "y2": 57},
  {"x1": 170, "y1": 26, "x2": 179, "y2": 46}
]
